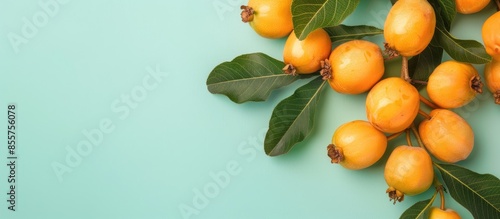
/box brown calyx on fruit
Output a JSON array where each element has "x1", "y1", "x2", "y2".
[
  {"x1": 471, "y1": 76, "x2": 483, "y2": 94},
  {"x1": 327, "y1": 144, "x2": 344, "y2": 164},
  {"x1": 320, "y1": 59, "x2": 332, "y2": 80},
  {"x1": 240, "y1": 5, "x2": 254, "y2": 23},
  {"x1": 283, "y1": 64, "x2": 297, "y2": 76},
  {"x1": 383, "y1": 43, "x2": 399, "y2": 60},
  {"x1": 386, "y1": 187, "x2": 405, "y2": 204},
  {"x1": 494, "y1": 91, "x2": 500, "y2": 104}
]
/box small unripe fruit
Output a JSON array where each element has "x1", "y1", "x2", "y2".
[
  {"x1": 384, "y1": 0, "x2": 436, "y2": 57},
  {"x1": 323, "y1": 40, "x2": 384, "y2": 94},
  {"x1": 419, "y1": 109, "x2": 474, "y2": 163},
  {"x1": 240, "y1": 0, "x2": 293, "y2": 39},
  {"x1": 427, "y1": 60, "x2": 483, "y2": 109},
  {"x1": 429, "y1": 207, "x2": 462, "y2": 219},
  {"x1": 484, "y1": 59, "x2": 500, "y2": 104},
  {"x1": 455, "y1": 0, "x2": 490, "y2": 14},
  {"x1": 283, "y1": 29, "x2": 332, "y2": 74},
  {"x1": 327, "y1": 120, "x2": 387, "y2": 170},
  {"x1": 384, "y1": 146, "x2": 434, "y2": 203},
  {"x1": 482, "y1": 11, "x2": 500, "y2": 61},
  {"x1": 366, "y1": 77, "x2": 420, "y2": 133}
]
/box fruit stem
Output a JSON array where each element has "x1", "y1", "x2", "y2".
[
  {"x1": 418, "y1": 109, "x2": 432, "y2": 120},
  {"x1": 240, "y1": 5, "x2": 254, "y2": 23},
  {"x1": 411, "y1": 80, "x2": 428, "y2": 85},
  {"x1": 406, "y1": 129, "x2": 413, "y2": 147},
  {"x1": 387, "y1": 131, "x2": 404, "y2": 141},
  {"x1": 401, "y1": 56, "x2": 411, "y2": 83},
  {"x1": 432, "y1": 177, "x2": 447, "y2": 210},
  {"x1": 419, "y1": 95, "x2": 439, "y2": 109},
  {"x1": 438, "y1": 185, "x2": 446, "y2": 210},
  {"x1": 410, "y1": 124, "x2": 425, "y2": 149},
  {"x1": 433, "y1": 177, "x2": 443, "y2": 188}
]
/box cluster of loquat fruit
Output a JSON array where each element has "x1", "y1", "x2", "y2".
[{"x1": 241, "y1": 0, "x2": 499, "y2": 218}]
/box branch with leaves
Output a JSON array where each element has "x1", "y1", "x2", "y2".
[{"x1": 206, "y1": 0, "x2": 500, "y2": 217}]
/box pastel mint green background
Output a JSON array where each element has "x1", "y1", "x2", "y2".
[{"x1": 0, "y1": 1, "x2": 498, "y2": 218}]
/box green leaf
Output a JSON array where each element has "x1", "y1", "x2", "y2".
[
  {"x1": 324, "y1": 25, "x2": 383, "y2": 43},
  {"x1": 435, "y1": 163, "x2": 500, "y2": 219},
  {"x1": 265, "y1": 77, "x2": 327, "y2": 156},
  {"x1": 206, "y1": 53, "x2": 299, "y2": 104},
  {"x1": 408, "y1": 45, "x2": 444, "y2": 82},
  {"x1": 434, "y1": 17, "x2": 492, "y2": 64},
  {"x1": 400, "y1": 197, "x2": 435, "y2": 219},
  {"x1": 429, "y1": 0, "x2": 456, "y2": 30},
  {"x1": 435, "y1": 0, "x2": 455, "y2": 29},
  {"x1": 292, "y1": 0, "x2": 360, "y2": 40}
]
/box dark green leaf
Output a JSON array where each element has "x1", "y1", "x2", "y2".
[
  {"x1": 435, "y1": 163, "x2": 500, "y2": 219},
  {"x1": 408, "y1": 45, "x2": 443, "y2": 82},
  {"x1": 434, "y1": 17, "x2": 492, "y2": 64},
  {"x1": 324, "y1": 25, "x2": 383, "y2": 43},
  {"x1": 292, "y1": 0, "x2": 360, "y2": 40},
  {"x1": 400, "y1": 197, "x2": 435, "y2": 219},
  {"x1": 435, "y1": 0, "x2": 455, "y2": 29},
  {"x1": 265, "y1": 77, "x2": 327, "y2": 156},
  {"x1": 206, "y1": 53, "x2": 298, "y2": 104},
  {"x1": 429, "y1": 0, "x2": 456, "y2": 30}
]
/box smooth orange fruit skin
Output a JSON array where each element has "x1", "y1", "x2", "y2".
[
  {"x1": 283, "y1": 29, "x2": 332, "y2": 74},
  {"x1": 419, "y1": 109, "x2": 474, "y2": 163},
  {"x1": 384, "y1": 0, "x2": 436, "y2": 57},
  {"x1": 331, "y1": 120, "x2": 387, "y2": 170},
  {"x1": 328, "y1": 40, "x2": 385, "y2": 94},
  {"x1": 455, "y1": 0, "x2": 490, "y2": 14},
  {"x1": 245, "y1": 0, "x2": 293, "y2": 38},
  {"x1": 483, "y1": 11, "x2": 500, "y2": 61},
  {"x1": 427, "y1": 60, "x2": 481, "y2": 109},
  {"x1": 485, "y1": 59, "x2": 500, "y2": 104},
  {"x1": 366, "y1": 77, "x2": 420, "y2": 133},
  {"x1": 385, "y1": 146, "x2": 434, "y2": 196},
  {"x1": 429, "y1": 207, "x2": 462, "y2": 219}
]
